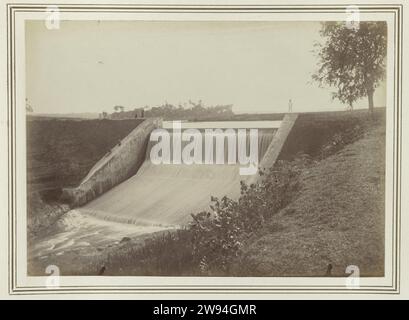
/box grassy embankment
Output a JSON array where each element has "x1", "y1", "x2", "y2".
[
  {"x1": 27, "y1": 117, "x2": 144, "y2": 237},
  {"x1": 76, "y1": 108, "x2": 385, "y2": 277}
]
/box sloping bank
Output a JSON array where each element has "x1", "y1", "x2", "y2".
[{"x1": 234, "y1": 110, "x2": 385, "y2": 277}]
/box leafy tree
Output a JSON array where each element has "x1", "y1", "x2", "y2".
[
  {"x1": 313, "y1": 21, "x2": 387, "y2": 114},
  {"x1": 113, "y1": 105, "x2": 125, "y2": 112},
  {"x1": 144, "y1": 100, "x2": 234, "y2": 120}
]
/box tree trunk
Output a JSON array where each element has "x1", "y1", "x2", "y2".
[{"x1": 367, "y1": 89, "x2": 374, "y2": 116}]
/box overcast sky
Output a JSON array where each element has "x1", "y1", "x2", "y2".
[{"x1": 26, "y1": 20, "x2": 386, "y2": 115}]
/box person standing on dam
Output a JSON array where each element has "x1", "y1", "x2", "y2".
[{"x1": 288, "y1": 99, "x2": 293, "y2": 113}]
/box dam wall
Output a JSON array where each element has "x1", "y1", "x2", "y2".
[
  {"x1": 62, "y1": 118, "x2": 162, "y2": 207},
  {"x1": 248, "y1": 113, "x2": 298, "y2": 183},
  {"x1": 64, "y1": 117, "x2": 297, "y2": 227}
]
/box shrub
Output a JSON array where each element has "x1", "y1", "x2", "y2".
[{"x1": 188, "y1": 160, "x2": 303, "y2": 275}]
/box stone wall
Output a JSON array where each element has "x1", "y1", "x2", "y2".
[
  {"x1": 62, "y1": 118, "x2": 161, "y2": 206},
  {"x1": 247, "y1": 113, "x2": 298, "y2": 184}
]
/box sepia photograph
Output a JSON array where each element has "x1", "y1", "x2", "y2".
[
  {"x1": 26, "y1": 18, "x2": 387, "y2": 278},
  {"x1": 1, "y1": 1, "x2": 408, "y2": 300}
]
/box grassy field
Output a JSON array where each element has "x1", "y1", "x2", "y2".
[{"x1": 69, "y1": 108, "x2": 385, "y2": 277}]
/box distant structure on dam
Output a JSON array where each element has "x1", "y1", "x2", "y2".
[{"x1": 100, "y1": 107, "x2": 145, "y2": 120}]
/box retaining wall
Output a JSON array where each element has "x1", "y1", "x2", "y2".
[
  {"x1": 247, "y1": 113, "x2": 299, "y2": 184},
  {"x1": 61, "y1": 118, "x2": 161, "y2": 207}
]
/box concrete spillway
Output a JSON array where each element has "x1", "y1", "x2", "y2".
[{"x1": 78, "y1": 129, "x2": 276, "y2": 227}]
